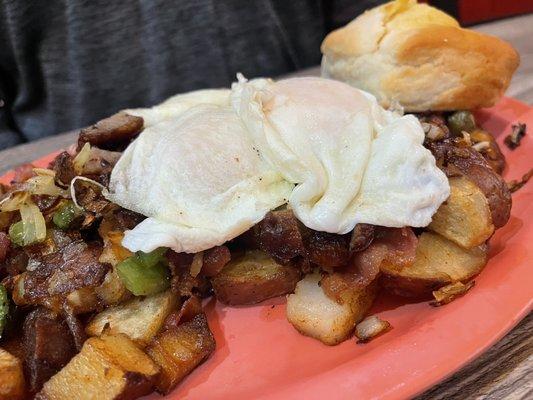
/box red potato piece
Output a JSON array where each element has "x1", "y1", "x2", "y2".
[
  {"x1": 381, "y1": 232, "x2": 488, "y2": 297},
  {"x1": 146, "y1": 314, "x2": 215, "y2": 394},
  {"x1": 36, "y1": 334, "x2": 160, "y2": 400},
  {"x1": 287, "y1": 272, "x2": 378, "y2": 346},
  {"x1": 428, "y1": 176, "x2": 494, "y2": 248},
  {"x1": 428, "y1": 140, "x2": 511, "y2": 228},
  {"x1": 86, "y1": 290, "x2": 178, "y2": 347},
  {"x1": 211, "y1": 250, "x2": 300, "y2": 305}
]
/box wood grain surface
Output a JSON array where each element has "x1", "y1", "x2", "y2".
[{"x1": 0, "y1": 13, "x2": 531, "y2": 400}]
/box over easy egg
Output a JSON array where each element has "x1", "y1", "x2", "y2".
[{"x1": 107, "y1": 77, "x2": 449, "y2": 253}]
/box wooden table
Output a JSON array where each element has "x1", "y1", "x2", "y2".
[{"x1": 0, "y1": 13, "x2": 531, "y2": 400}]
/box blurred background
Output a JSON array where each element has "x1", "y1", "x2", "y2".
[{"x1": 0, "y1": 0, "x2": 532, "y2": 150}]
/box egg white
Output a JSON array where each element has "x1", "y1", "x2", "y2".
[
  {"x1": 108, "y1": 104, "x2": 293, "y2": 253},
  {"x1": 232, "y1": 76, "x2": 450, "y2": 234},
  {"x1": 108, "y1": 76, "x2": 449, "y2": 253}
]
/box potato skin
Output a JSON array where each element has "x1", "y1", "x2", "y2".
[
  {"x1": 211, "y1": 250, "x2": 301, "y2": 305},
  {"x1": 146, "y1": 314, "x2": 215, "y2": 394},
  {"x1": 380, "y1": 272, "x2": 446, "y2": 298},
  {"x1": 427, "y1": 141, "x2": 511, "y2": 228},
  {"x1": 381, "y1": 232, "x2": 487, "y2": 298}
]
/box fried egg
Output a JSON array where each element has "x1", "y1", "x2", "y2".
[
  {"x1": 108, "y1": 102, "x2": 293, "y2": 253},
  {"x1": 232, "y1": 76, "x2": 450, "y2": 233},
  {"x1": 108, "y1": 77, "x2": 449, "y2": 253}
]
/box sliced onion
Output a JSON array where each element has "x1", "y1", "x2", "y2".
[
  {"x1": 69, "y1": 176, "x2": 105, "y2": 210},
  {"x1": 472, "y1": 141, "x2": 490, "y2": 152},
  {"x1": 431, "y1": 281, "x2": 475, "y2": 306},
  {"x1": 0, "y1": 191, "x2": 29, "y2": 212},
  {"x1": 73, "y1": 142, "x2": 91, "y2": 173},
  {"x1": 355, "y1": 315, "x2": 391, "y2": 343},
  {"x1": 190, "y1": 251, "x2": 204, "y2": 277},
  {"x1": 24, "y1": 168, "x2": 67, "y2": 196},
  {"x1": 32, "y1": 168, "x2": 54, "y2": 176},
  {"x1": 19, "y1": 201, "x2": 47, "y2": 245}
]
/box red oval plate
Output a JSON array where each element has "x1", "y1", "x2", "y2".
[{"x1": 2, "y1": 98, "x2": 532, "y2": 400}]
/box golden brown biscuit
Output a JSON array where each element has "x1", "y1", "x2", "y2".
[{"x1": 321, "y1": 0, "x2": 519, "y2": 111}]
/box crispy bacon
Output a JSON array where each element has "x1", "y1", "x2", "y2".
[
  {"x1": 162, "y1": 295, "x2": 203, "y2": 331},
  {"x1": 167, "y1": 251, "x2": 212, "y2": 298},
  {"x1": 321, "y1": 228, "x2": 417, "y2": 303},
  {"x1": 349, "y1": 224, "x2": 375, "y2": 253},
  {"x1": 201, "y1": 246, "x2": 231, "y2": 277},
  {"x1": 112, "y1": 208, "x2": 145, "y2": 230}
]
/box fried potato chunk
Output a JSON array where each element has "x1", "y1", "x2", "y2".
[
  {"x1": 0, "y1": 348, "x2": 25, "y2": 400},
  {"x1": 381, "y1": 232, "x2": 487, "y2": 297},
  {"x1": 429, "y1": 176, "x2": 494, "y2": 248},
  {"x1": 146, "y1": 314, "x2": 216, "y2": 394},
  {"x1": 211, "y1": 250, "x2": 300, "y2": 305},
  {"x1": 286, "y1": 272, "x2": 377, "y2": 345},
  {"x1": 86, "y1": 290, "x2": 178, "y2": 347},
  {"x1": 36, "y1": 334, "x2": 159, "y2": 400}
]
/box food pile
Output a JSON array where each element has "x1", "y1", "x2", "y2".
[{"x1": 0, "y1": 106, "x2": 512, "y2": 399}]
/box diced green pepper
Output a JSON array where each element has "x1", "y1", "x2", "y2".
[
  {"x1": 117, "y1": 249, "x2": 170, "y2": 296},
  {"x1": 8, "y1": 221, "x2": 24, "y2": 247},
  {"x1": 136, "y1": 247, "x2": 167, "y2": 268},
  {"x1": 448, "y1": 111, "x2": 476, "y2": 136},
  {"x1": 53, "y1": 201, "x2": 82, "y2": 230},
  {"x1": 0, "y1": 284, "x2": 9, "y2": 337}
]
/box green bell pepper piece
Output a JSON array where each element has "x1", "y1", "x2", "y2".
[
  {"x1": 117, "y1": 248, "x2": 170, "y2": 296},
  {"x1": 53, "y1": 201, "x2": 82, "y2": 230}
]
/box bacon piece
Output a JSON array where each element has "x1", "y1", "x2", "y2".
[
  {"x1": 349, "y1": 224, "x2": 375, "y2": 253},
  {"x1": 162, "y1": 295, "x2": 203, "y2": 331},
  {"x1": 201, "y1": 246, "x2": 231, "y2": 277},
  {"x1": 167, "y1": 251, "x2": 211, "y2": 298},
  {"x1": 322, "y1": 228, "x2": 417, "y2": 303}
]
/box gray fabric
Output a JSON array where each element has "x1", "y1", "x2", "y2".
[{"x1": 0, "y1": 0, "x2": 383, "y2": 149}]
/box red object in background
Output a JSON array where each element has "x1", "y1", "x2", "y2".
[
  {"x1": 460, "y1": 0, "x2": 533, "y2": 24},
  {"x1": 430, "y1": 0, "x2": 533, "y2": 25}
]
